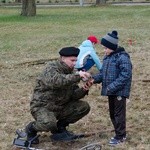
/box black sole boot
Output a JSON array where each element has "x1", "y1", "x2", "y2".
[
  {"x1": 25, "y1": 122, "x2": 39, "y2": 144},
  {"x1": 50, "y1": 120, "x2": 81, "y2": 141}
]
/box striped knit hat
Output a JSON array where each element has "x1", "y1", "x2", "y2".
[{"x1": 101, "y1": 30, "x2": 119, "y2": 51}]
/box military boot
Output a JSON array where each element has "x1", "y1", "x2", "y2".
[
  {"x1": 25, "y1": 122, "x2": 39, "y2": 144},
  {"x1": 50, "y1": 120, "x2": 81, "y2": 141}
]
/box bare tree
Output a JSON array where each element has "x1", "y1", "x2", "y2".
[
  {"x1": 96, "y1": 0, "x2": 106, "y2": 5},
  {"x1": 21, "y1": 0, "x2": 36, "y2": 16}
]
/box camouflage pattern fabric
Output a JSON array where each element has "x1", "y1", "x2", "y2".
[
  {"x1": 30, "y1": 59, "x2": 90, "y2": 132},
  {"x1": 32, "y1": 100, "x2": 90, "y2": 132}
]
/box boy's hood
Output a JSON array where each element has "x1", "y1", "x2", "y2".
[
  {"x1": 80, "y1": 40, "x2": 93, "y2": 47},
  {"x1": 115, "y1": 46, "x2": 125, "y2": 53},
  {"x1": 108, "y1": 47, "x2": 130, "y2": 58},
  {"x1": 115, "y1": 47, "x2": 130, "y2": 57}
]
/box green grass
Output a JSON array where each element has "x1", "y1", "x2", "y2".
[
  {"x1": 0, "y1": 5, "x2": 150, "y2": 150},
  {"x1": 0, "y1": 6, "x2": 149, "y2": 62}
]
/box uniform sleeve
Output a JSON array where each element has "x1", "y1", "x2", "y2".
[
  {"x1": 39, "y1": 65, "x2": 81, "y2": 89},
  {"x1": 71, "y1": 85, "x2": 88, "y2": 100},
  {"x1": 107, "y1": 55, "x2": 132, "y2": 93}
]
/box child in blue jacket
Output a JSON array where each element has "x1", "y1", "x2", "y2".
[
  {"x1": 93, "y1": 30, "x2": 132, "y2": 146},
  {"x1": 75, "y1": 36, "x2": 102, "y2": 71}
]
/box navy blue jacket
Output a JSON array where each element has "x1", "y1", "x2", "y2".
[{"x1": 93, "y1": 47, "x2": 132, "y2": 98}]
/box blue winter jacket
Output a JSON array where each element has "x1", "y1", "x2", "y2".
[
  {"x1": 93, "y1": 47, "x2": 132, "y2": 98},
  {"x1": 75, "y1": 40, "x2": 102, "y2": 70}
]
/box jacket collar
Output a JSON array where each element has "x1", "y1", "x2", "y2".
[
  {"x1": 110, "y1": 46, "x2": 125, "y2": 56},
  {"x1": 57, "y1": 59, "x2": 73, "y2": 74}
]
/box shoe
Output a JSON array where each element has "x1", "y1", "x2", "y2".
[
  {"x1": 51, "y1": 120, "x2": 84, "y2": 141},
  {"x1": 111, "y1": 136, "x2": 126, "y2": 140},
  {"x1": 109, "y1": 137, "x2": 126, "y2": 146},
  {"x1": 50, "y1": 130, "x2": 82, "y2": 141},
  {"x1": 111, "y1": 135, "x2": 127, "y2": 141},
  {"x1": 25, "y1": 122, "x2": 39, "y2": 144}
]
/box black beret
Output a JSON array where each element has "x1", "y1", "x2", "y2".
[{"x1": 59, "y1": 47, "x2": 80, "y2": 57}]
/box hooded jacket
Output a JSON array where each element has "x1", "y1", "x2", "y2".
[
  {"x1": 75, "y1": 40, "x2": 102, "y2": 70},
  {"x1": 93, "y1": 47, "x2": 132, "y2": 98}
]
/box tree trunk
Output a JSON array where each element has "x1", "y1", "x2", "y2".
[
  {"x1": 96, "y1": 0, "x2": 106, "y2": 5},
  {"x1": 21, "y1": 0, "x2": 36, "y2": 16}
]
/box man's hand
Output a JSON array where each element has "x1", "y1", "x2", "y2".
[
  {"x1": 82, "y1": 78, "x2": 94, "y2": 91},
  {"x1": 78, "y1": 71, "x2": 91, "y2": 81}
]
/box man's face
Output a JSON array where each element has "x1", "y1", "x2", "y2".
[{"x1": 61, "y1": 56, "x2": 77, "y2": 69}]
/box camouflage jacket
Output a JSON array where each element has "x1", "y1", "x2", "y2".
[{"x1": 30, "y1": 59, "x2": 88, "y2": 112}]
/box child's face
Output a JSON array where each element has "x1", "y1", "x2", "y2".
[{"x1": 103, "y1": 46, "x2": 113, "y2": 55}]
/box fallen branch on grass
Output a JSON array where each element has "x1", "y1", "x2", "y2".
[
  {"x1": 1, "y1": 58, "x2": 58, "y2": 69},
  {"x1": 79, "y1": 124, "x2": 134, "y2": 138},
  {"x1": 16, "y1": 58, "x2": 58, "y2": 67},
  {"x1": 141, "y1": 79, "x2": 150, "y2": 82},
  {"x1": 79, "y1": 129, "x2": 114, "y2": 138},
  {"x1": 1, "y1": 58, "x2": 150, "y2": 83},
  {"x1": 132, "y1": 79, "x2": 150, "y2": 82}
]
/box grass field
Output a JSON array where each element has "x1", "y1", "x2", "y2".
[{"x1": 0, "y1": 5, "x2": 150, "y2": 150}]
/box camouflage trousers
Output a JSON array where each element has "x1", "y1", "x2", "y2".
[{"x1": 31, "y1": 100, "x2": 90, "y2": 132}]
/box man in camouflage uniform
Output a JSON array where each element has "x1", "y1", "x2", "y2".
[{"x1": 25, "y1": 47, "x2": 92, "y2": 143}]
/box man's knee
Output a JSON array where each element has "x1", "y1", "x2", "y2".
[
  {"x1": 35, "y1": 120, "x2": 57, "y2": 132},
  {"x1": 82, "y1": 101, "x2": 90, "y2": 114},
  {"x1": 32, "y1": 110, "x2": 58, "y2": 132},
  {"x1": 77, "y1": 101, "x2": 90, "y2": 116}
]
